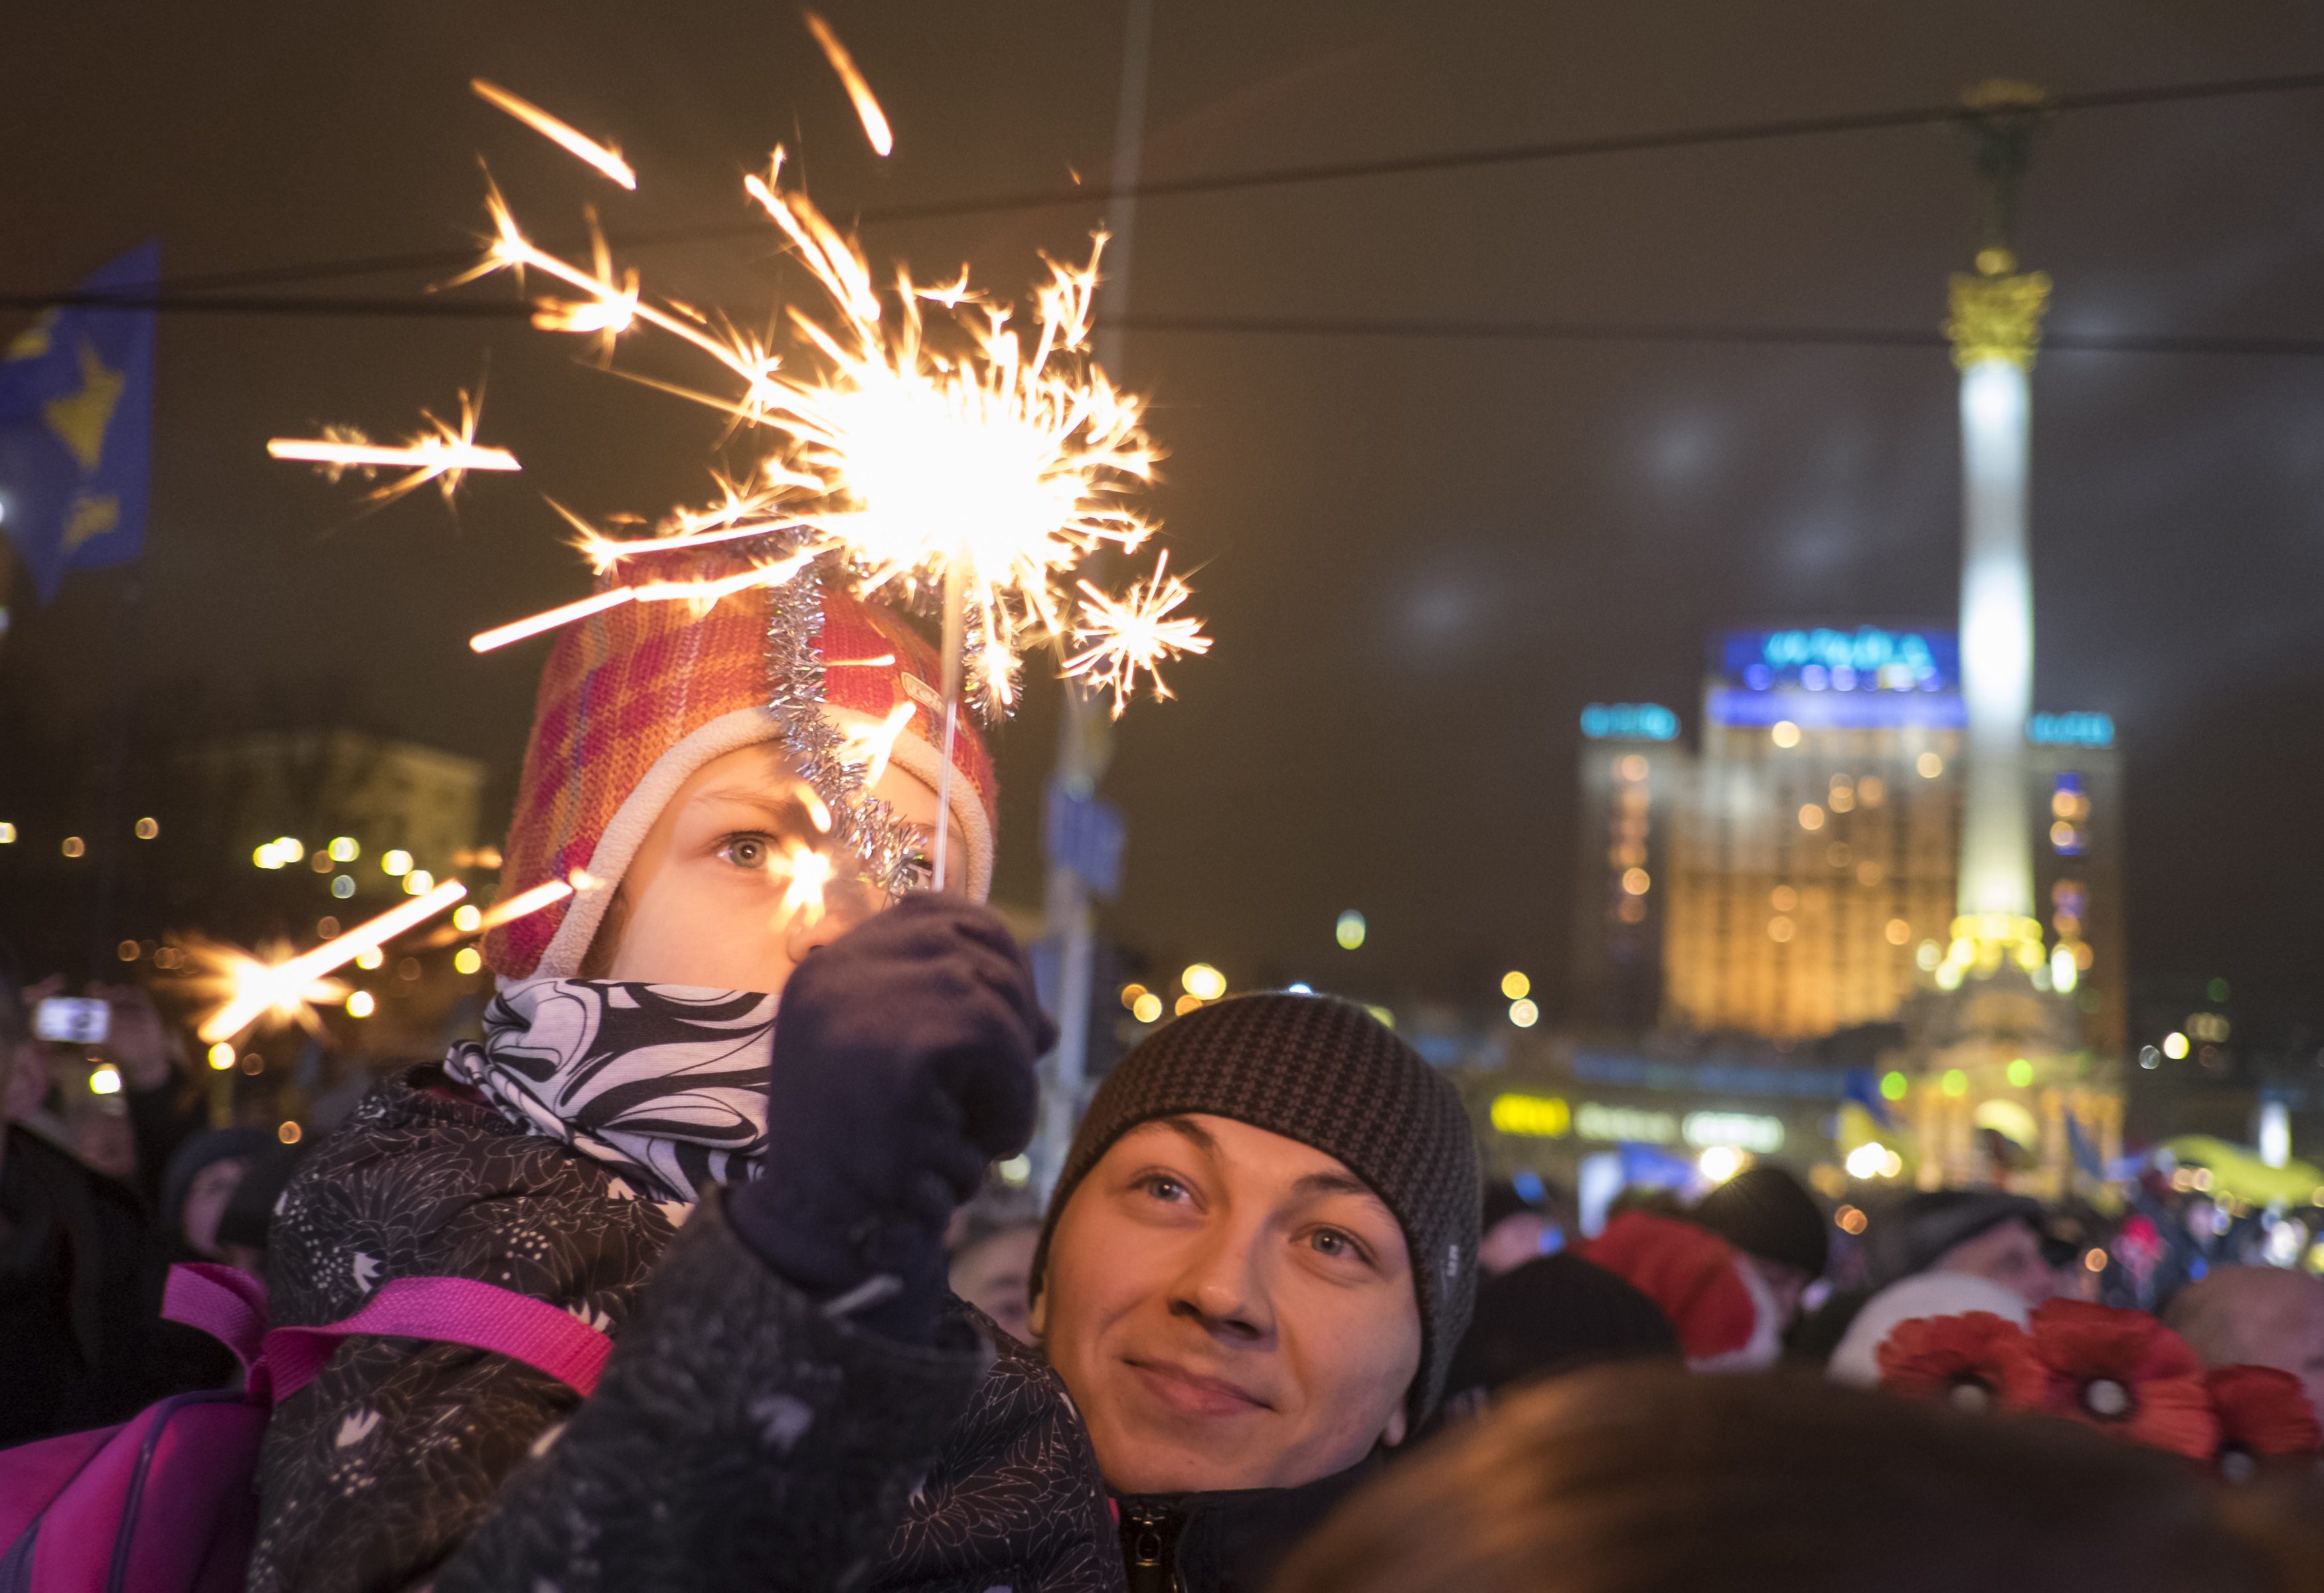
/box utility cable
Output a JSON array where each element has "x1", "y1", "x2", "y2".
[{"x1": 6, "y1": 67, "x2": 2321, "y2": 304}]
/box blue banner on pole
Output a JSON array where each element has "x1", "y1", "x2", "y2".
[
  {"x1": 1043, "y1": 780, "x2": 1125, "y2": 898},
  {"x1": 0, "y1": 242, "x2": 158, "y2": 602}
]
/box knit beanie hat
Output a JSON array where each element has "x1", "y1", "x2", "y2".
[
  {"x1": 1693, "y1": 1165, "x2": 1831, "y2": 1279},
  {"x1": 1033, "y1": 992, "x2": 1481, "y2": 1426},
  {"x1": 483, "y1": 556, "x2": 997, "y2": 979},
  {"x1": 1444, "y1": 1252, "x2": 1679, "y2": 1402}
]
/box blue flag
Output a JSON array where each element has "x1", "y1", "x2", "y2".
[{"x1": 0, "y1": 242, "x2": 157, "y2": 602}]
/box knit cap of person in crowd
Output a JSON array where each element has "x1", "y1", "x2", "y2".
[
  {"x1": 482, "y1": 561, "x2": 999, "y2": 987},
  {"x1": 1030, "y1": 991, "x2": 1481, "y2": 1493},
  {"x1": 1691, "y1": 1164, "x2": 1831, "y2": 1331}
]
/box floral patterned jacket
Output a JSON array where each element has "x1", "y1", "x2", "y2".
[{"x1": 248, "y1": 1066, "x2": 1122, "y2": 1593}]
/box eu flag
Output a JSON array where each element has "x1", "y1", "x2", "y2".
[{"x1": 0, "y1": 242, "x2": 157, "y2": 603}]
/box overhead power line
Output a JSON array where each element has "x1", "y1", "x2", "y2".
[
  {"x1": 10, "y1": 288, "x2": 2324, "y2": 359},
  {"x1": 7, "y1": 67, "x2": 2323, "y2": 304}
]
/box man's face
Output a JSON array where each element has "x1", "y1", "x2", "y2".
[
  {"x1": 605, "y1": 741, "x2": 963, "y2": 993},
  {"x1": 1033, "y1": 1114, "x2": 1422, "y2": 1494},
  {"x1": 1934, "y1": 1218, "x2": 2054, "y2": 1309}
]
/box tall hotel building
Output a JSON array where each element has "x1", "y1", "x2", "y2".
[{"x1": 1574, "y1": 624, "x2": 2123, "y2": 1052}]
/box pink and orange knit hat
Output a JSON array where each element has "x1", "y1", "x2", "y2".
[{"x1": 481, "y1": 561, "x2": 996, "y2": 980}]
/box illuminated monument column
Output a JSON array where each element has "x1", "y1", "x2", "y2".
[
  {"x1": 1910, "y1": 85, "x2": 2098, "y2": 1194},
  {"x1": 1941, "y1": 84, "x2": 2051, "y2": 987}
]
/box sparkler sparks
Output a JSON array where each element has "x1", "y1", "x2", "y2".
[
  {"x1": 1065, "y1": 550, "x2": 1213, "y2": 718},
  {"x1": 176, "y1": 936, "x2": 350, "y2": 1043},
  {"x1": 469, "y1": 546, "x2": 820, "y2": 653},
  {"x1": 471, "y1": 78, "x2": 637, "y2": 189},
  {"x1": 268, "y1": 386, "x2": 519, "y2": 506},
  {"x1": 192, "y1": 881, "x2": 469, "y2": 1043},
  {"x1": 776, "y1": 839, "x2": 836, "y2": 926},
  {"x1": 801, "y1": 10, "x2": 894, "y2": 157},
  {"x1": 835, "y1": 700, "x2": 918, "y2": 788}
]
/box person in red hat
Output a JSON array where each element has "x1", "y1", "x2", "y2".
[{"x1": 246, "y1": 559, "x2": 1050, "y2": 1593}]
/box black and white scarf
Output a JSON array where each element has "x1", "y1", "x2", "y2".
[{"x1": 444, "y1": 979, "x2": 774, "y2": 1207}]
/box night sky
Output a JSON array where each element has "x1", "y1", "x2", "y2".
[{"x1": 7, "y1": 2, "x2": 2324, "y2": 1039}]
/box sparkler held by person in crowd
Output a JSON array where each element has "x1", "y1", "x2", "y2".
[{"x1": 270, "y1": 58, "x2": 1206, "y2": 780}]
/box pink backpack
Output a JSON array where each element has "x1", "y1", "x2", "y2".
[{"x1": 0, "y1": 1262, "x2": 611, "y2": 1593}]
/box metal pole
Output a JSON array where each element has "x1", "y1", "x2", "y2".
[{"x1": 1033, "y1": 0, "x2": 1156, "y2": 1197}]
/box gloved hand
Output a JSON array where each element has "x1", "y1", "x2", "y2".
[{"x1": 726, "y1": 894, "x2": 1054, "y2": 1344}]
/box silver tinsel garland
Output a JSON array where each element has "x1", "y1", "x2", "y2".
[{"x1": 762, "y1": 549, "x2": 927, "y2": 895}]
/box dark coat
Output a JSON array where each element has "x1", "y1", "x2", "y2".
[
  {"x1": 250, "y1": 1067, "x2": 1370, "y2": 1593},
  {"x1": 248, "y1": 1067, "x2": 1120, "y2": 1593},
  {"x1": 0, "y1": 1124, "x2": 230, "y2": 1445}
]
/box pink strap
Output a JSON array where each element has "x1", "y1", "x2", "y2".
[
  {"x1": 264, "y1": 1276, "x2": 612, "y2": 1400},
  {"x1": 162, "y1": 1262, "x2": 272, "y2": 1374},
  {"x1": 161, "y1": 1262, "x2": 612, "y2": 1404}
]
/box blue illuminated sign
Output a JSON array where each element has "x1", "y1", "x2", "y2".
[
  {"x1": 1581, "y1": 703, "x2": 1680, "y2": 741},
  {"x1": 2029, "y1": 712, "x2": 2114, "y2": 749},
  {"x1": 1716, "y1": 627, "x2": 1958, "y2": 695},
  {"x1": 1707, "y1": 689, "x2": 1964, "y2": 731}
]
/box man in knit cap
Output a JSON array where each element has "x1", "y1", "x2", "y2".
[{"x1": 1031, "y1": 993, "x2": 1481, "y2": 1588}]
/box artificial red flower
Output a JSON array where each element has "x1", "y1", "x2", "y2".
[
  {"x1": 2025, "y1": 1299, "x2": 2218, "y2": 1460},
  {"x1": 1877, "y1": 1311, "x2": 2049, "y2": 1413},
  {"x1": 2205, "y1": 1365, "x2": 2324, "y2": 1475}
]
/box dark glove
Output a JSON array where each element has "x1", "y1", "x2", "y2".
[{"x1": 726, "y1": 895, "x2": 1054, "y2": 1343}]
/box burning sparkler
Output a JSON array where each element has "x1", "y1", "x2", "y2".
[
  {"x1": 176, "y1": 936, "x2": 351, "y2": 1043},
  {"x1": 193, "y1": 881, "x2": 467, "y2": 1043},
  {"x1": 284, "y1": 65, "x2": 1205, "y2": 893}
]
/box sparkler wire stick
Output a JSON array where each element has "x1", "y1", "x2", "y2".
[
  {"x1": 199, "y1": 881, "x2": 468, "y2": 1042},
  {"x1": 931, "y1": 558, "x2": 966, "y2": 892}
]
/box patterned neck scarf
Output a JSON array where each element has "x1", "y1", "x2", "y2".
[{"x1": 444, "y1": 978, "x2": 774, "y2": 1206}]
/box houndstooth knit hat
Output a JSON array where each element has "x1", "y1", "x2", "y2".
[
  {"x1": 482, "y1": 557, "x2": 996, "y2": 979},
  {"x1": 1033, "y1": 991, "x2": 1482, "y2": 1425}
]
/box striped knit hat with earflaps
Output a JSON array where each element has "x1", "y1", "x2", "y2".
[
  {"x1": 481, "y1": 558, "x2": 996, "y2": 980},
  {"x1": 1033, "y1": 992, "x2": 1482, "y2": 1426}
]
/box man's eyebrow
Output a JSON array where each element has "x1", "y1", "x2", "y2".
[
  {"x1": 1290, "y1": 1169, "x2": 1384, "y2": 1206},
  {"x1": 1154, "y1": 1116, "x2": 1220, "y2": 1157}
]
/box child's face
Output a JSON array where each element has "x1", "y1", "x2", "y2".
[{"x1": 602, "y1": 741, "x2": 963, "y2": 995}]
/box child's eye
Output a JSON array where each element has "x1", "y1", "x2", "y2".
[{"x1": 718, "y1": 835, "x2": 772, "y2": 869}]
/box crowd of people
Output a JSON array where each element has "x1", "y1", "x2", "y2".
[{"x1": 5, "y1": 577, "x2": 2323, "y2": 1590}]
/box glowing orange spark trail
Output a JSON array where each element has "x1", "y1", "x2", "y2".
[
  {"x1": 801, "y1": 10, "x2": 894, "y2": 156},
  {"x1": 198, "y1": 882, "x2": 468, "y2": 1043},
  {"x1": 413, "y1": 875, "x2": 580, "y2": 948},
  {"x1": 268, "y1": 384, "x2": 517, "y2": 507},
  {"x1": 471, "y1": 78, "x2": 638, "y2": 189},
  {"x1": 469, "y1": 547, "x2": 821, "y2": 652},
  {"x1": 267, "y1": 439, "x2": 520, "y2": 472},
  {"x1": 835, "y1": 700, "x2": 918, "y2": 788}
]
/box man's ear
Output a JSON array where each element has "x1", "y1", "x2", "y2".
[{"x1": 1380, "y1": 1404, "x2": 1409, "y2": 1448}]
